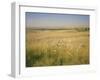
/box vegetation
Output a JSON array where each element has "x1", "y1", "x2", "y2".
[{"x1": 26, "y1": 27, "x2": 89, "y2": 67}]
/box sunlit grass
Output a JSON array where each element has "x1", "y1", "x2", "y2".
[{"x1": 26, "y1": 29, "x2": 89, "y2": 67}]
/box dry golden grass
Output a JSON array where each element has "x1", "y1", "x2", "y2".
[{"x1": 26, "y1": 29, "x2": 89, "y2": 67}]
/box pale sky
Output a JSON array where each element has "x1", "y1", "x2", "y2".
[{"x1": 26, "y1": 12, "x2": 89, "y2": 29}]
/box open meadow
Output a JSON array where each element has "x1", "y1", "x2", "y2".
[{"x1": 26, "y1": 28, "x2": 89, "y2": 67}]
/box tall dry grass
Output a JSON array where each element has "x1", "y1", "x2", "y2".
[{"x1": 26, "y1": 29, "x2": 89, "y2": 67}]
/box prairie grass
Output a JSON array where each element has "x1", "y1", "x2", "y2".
[{"x1": 26, "y1": 29, "x2": 89, "y2": 67}]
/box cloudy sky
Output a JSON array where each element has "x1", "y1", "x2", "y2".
[{"x1": 26, "y1": 12, "x2": 89, "y2": 29}]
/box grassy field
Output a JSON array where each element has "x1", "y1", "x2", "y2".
[{"x1": 26, "y1": 28, "x2": 89, "y2": 67}]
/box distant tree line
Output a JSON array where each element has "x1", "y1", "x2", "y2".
[
  {"x1": 73, "y1": 27, "x2": 89, "y2": 31},
  {"x1": 26, "y1": 26, "x2": 89, "y2": 31}
]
